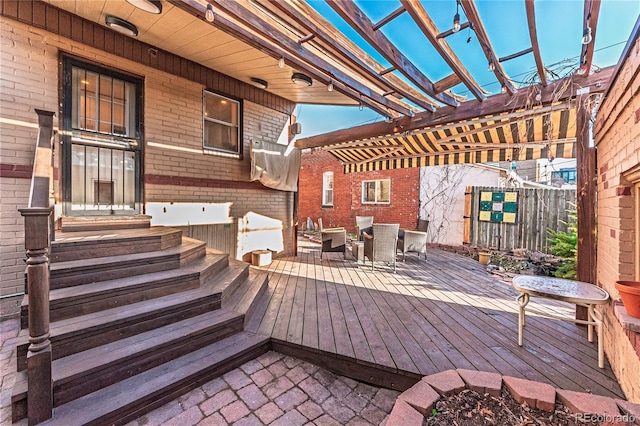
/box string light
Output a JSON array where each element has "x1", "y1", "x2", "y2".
[
  {"x1": 452, "y1": 0, "x2": 461, "y2": 32},
  {"x1": 501, "y1": 84, "x2": 507, "y2": 94},
  {"x1": 582, "y1": 26, "x2": 592, "y2": 45},
  {"x1": 488, "y1": 58, "x2": 495, "y2": 72},
  {"x1": 534, "y1": 88, "x2": 542, "y2": 101},
  {"x1": 205, "y1": 2, "x2": 214, "y2": 22},
  {"x1": 278, "y1": 56, "x2": 285, "y2": 68},
  {"x1": 327, "y1": 80, "x2": 334, "y2": 92}
]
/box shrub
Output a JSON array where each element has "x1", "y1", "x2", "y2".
[{"x1": 548, "y1": 207, "x2": 577, "y2": 279}]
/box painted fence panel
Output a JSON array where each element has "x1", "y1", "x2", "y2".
[{"x1": 467, "y1": 186, "x2": 575, "y2": 253}]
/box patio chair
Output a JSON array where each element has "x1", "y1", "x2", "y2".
[
  {"x1": 397, "y1": 229, "x2": 428, "y2": 261},
  {"x1": 362, "y1": 223, "x2": 399, "y2": 272},
  {"x1": 321, "y1": 227, "x2": 346, "y2": 259},
  {"x1": 355, "y1": 215, "x2": 374, "y2": 240}
]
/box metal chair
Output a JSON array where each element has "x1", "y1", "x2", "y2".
[{"x1": 362, "y1": 223, "x2": 399, "y2": 272}]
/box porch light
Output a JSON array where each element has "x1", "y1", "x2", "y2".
[
  {"x1": 105, "y1": 15, "x2": 138, "y2": 37},
  {"x1": 125, "y1": 0, "x2": 162, "y2": 14},
  {"x1": 582, "y1": 26, "x2": 592, "y2": 45},
  {"x1": 291, "y1": 72, "x2": 312, "y2": 87},
  {"x1": 205, "y1": 2, "x2": 215, "y2": 23},
  {"x1": 250, "y1": 77, "x2": 268, "y2": 90}
]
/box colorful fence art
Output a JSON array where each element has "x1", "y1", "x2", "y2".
[{"x1": 479, "y1": 191, "x2": 518, "y2": 223}]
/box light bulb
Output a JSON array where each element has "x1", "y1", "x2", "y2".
[
  {"x1": 278, "y1": 56, "x2": 285, "y2": 68},
  {"x1": 488, "y1": 59, "x2": 495, "y2": 72},
  {"x1": 582, "y1": 26, "x2": 592, "y2": 45},
  {"x1": 534, "y1": 88, "x2": 542, "y2": 102},
  {"x1": 359, "y1": 103, "x2": 363, "y2": 111},
  {"x1": 205, "y1": 3, "x2": 214, "y2": 22},
  {"x1": 327, "y1": 80, "x2": 334, "y2": 92},
  {"x1": 500, "y1": 85, "x2": 506, "y2": 94},
  {"x1": 452, "y1": 13, "x2": 460, "y2": 32}
]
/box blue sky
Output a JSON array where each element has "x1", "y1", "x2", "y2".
[{"x1": 296, "y1": 0, "x2": 639, "y2": 137}]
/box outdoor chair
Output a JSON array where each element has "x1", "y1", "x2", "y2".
[
  {"x1": 397, "y1": 229, "x2": 428, "y2": 261},
  {"x1": 362, "y1": 223, "x2": 400, "y2": 272},
  {"x1": 320, "y1": 227, "x2": 346, "y2": 259},
  {"x1": 355, "y1": 215, "x2": 374, "y2": 240}
]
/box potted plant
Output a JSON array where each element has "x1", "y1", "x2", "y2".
[{"x1": 615, "y1": 281, "x2": 640, "y2": 318}]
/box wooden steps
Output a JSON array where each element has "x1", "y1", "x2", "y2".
[
  {"x1": 13, "y1": 224, "x2": 271, "y2": 424},
  {"x1": 59, "y1": 215, "x2": 152, "y2": 232}
]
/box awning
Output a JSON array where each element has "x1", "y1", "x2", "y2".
[{"x1": 322, "y1": 101, "x2": 576, "y2": 173}]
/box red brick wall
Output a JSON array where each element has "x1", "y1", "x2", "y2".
[
  {"x1": 593, "y1": 34, "x2": 640, "y2": 402},
  {"x1": 299, "y1": 150, "x2": 420, "y2": 234}
]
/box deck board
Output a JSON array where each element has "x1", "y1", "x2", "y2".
[{"x1": 254, "y1": 240, "x2": 625, "y2": 398}]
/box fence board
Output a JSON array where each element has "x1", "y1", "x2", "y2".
[{"x1": 468, "y1": 187, "x2": 575, "y2": 253}]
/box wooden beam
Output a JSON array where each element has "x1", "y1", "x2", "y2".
[
  {"x1": 434, "y1": 73, "x2": 462, "y2": 93},
  {"x1": 575, "y1": 92, "x2": 596, "y2": 321},
  {"x1": 327, "y1": 0, "x2": 460, "y2": 107},
  {"x1": 460, "y1": 0, "x2": 518, "y2": 94},
  {"x1": 297, "y1": 33, "x2": 315, "y2": 44},
  {"x1": 174, "y1": 0, "x2": 411, "y2": 117},
  {"x1": 401, "y1": 0, "x2": 487, "y2": 101},
  {"x1": 578, "y1": 0, "x2": 601, "y2": 76},
  {"x1": 263, "y1": 0, "x2": 437, "y2": 112},
  {"x1": 525, "y1": 0, "x2": 548, "y2": 86},
  {"x1": 498, "y1": 47, "x2": 533, "y2": 63},
  {"x1": 296, "y1": 66, "x2": 614, "y2": 149},
  {"x1": 372, "y1": 6, "x2": 406, "y2": 31}
]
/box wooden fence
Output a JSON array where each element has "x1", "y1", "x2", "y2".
[{"x1": 464, "y1": 186, "x2": 576, "y2": 253}]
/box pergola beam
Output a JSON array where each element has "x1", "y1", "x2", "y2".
[
  {"x1": 460, "y1": 0, "x2": 518, "y2": 94},
  {"x1": 401, "y1": 0, "x2": 488, "y2": 101},
  {"x1": 433, "y1": 74, "x2": 463, "y2": 93},
  {"x1": 328, "y1": 0, "x2": 460, "y2": 107},
  {"x1": 579, "y1": 0, "x2": 601, "y2": 76},
  {"x1": 372, "y1": 6, "x2": 406, "y2": 31},
  {"x1": 499, "y1": 48, "x2": 533, "y2": 63},
  {"x1": 297, "y1": 66, "x2": 614, "y2": 150},
  {"x1": 525, "y1": 0, "x2": 548, "y2": 86},
  {"x1": 263, "y1": 0, "x2": 437, "y2": 112}
]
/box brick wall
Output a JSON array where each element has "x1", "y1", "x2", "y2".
[
  {"x1": 299, "y1": 150, "x2": 420, "y2": 234},
  {"x1": 0, "y1": 17, "x2": 293, "y2": 317},
  {"x1": 593, "y1": 35, "x2": 640, "y2": 402}
]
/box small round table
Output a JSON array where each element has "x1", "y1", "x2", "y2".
[{"x1": 512, "y1": 275, "x2": 610, "y2": 368}]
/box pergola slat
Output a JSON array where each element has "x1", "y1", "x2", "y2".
[
  {"x1": 525, "y1": 0, "x2": 548, "y2": 86},
  {"x1": 579, "y1": 0, "x2": 601, "y2": 76}
]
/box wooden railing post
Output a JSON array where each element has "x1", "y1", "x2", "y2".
[{"x1": 19, "y1": 109, "x2": 55, "y2": 425}]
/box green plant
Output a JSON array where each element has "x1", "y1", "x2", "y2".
[{"x1": 548, "y1": 207, "x2": 577, "y2": 279}]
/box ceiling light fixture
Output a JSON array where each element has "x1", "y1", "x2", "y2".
[
  {"x1": 581, "y1": 26, "x2": 592, "y2": 45},
  {"x1": 278, "y1": 56, "x2": 285, "y2": 68},
  {"x1": 125, "y1": 0, "x2": 162, "y2": 14},
  {"x1": 291, "y1": 72, "x2": 312, "y2": 87},
  {"x1": 105, "y1": 15, "x2": 138, "y2": 37},
  {"x1": 452, "y1": 0, "x2": 461, "y2": 32},
  {"x1": 250, "y1": 77, "x2": 268, "y2": 90},
  {"x1": 327, "y1": 80, "x2": 334, "y2": 92},
  {"x1": 205, "y1": 2, "x2": 215, "y2": 23}
]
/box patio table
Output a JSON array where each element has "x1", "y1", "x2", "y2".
[{"x1": 512, "y1": 275, "x2": 610, "y2": 368}]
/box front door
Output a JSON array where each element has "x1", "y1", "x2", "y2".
[{"x1": 61, "y1": 57, "x2": 142, "y2": 215}]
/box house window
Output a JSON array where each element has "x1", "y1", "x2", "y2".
[
  {"x1": 362, "y1": 179, "x2": 390, "y2": 204},
  {"x1": 203, "y1": 91, "x2": 241, "y2": 156},
  {"x1": 323, "y1": 171, "x2": 334, "y2": 206}
]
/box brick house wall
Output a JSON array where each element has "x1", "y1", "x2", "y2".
[
  {"x1": 299, "y1": 150, "x2": 420, "y2": 234},
  {"x1": 0, "y1": 16, "x2": 294, "y2": 317},
  {"x1": 594, "y1": 34, "x2": 640, "y2": 402}
]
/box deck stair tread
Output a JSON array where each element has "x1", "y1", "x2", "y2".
[
  {"x1": 49, "y1": 237, "x2": 207, "y2": 288},
  {"x1": 225, "y1": 268, "x2": 269, "y2": 325},
  {"x1": 12, "y1": 310, "x2": 245, "y2": 406},
  {"x1": 59, "y1": 215, "x2": 152, "y2": 232},
  {"x1": 210, "y1": 259, "x2": 250, "y2": 303},
  {"x1": 52, "y1": 227, "x2": 184, "y2": 262},
  {"x1": 41, "y1": 332, "x2": 269, "y2": 426},
  {"x1": 21, "y1": 251, "x2": 229, "y2": 325}
]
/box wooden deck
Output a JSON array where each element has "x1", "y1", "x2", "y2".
[{"x1": 247, "y1": 239, "x2": 624, "y2": 398}]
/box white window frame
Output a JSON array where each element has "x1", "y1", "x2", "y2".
[
  {"x1": 202, "y1": 90, "x2": 241, "y2": 157},
  {"x1": 362, "y1": 179, "x2": 391, "y2": 204},
  {"x1": 322, "y1": 171, "x2": 334, "y2": 206}
]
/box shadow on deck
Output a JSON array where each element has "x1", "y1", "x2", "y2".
[{"x1": 248, "y1": 238, "x2": 624, "y2": 398}]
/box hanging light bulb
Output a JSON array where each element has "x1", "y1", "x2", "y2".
[
  {"x1": 500, "y1": 84, "x2": 507, "y2": 94},
  {"x1": 327, "y1": 80, "x2": 334, "y2": 92},
  {"x1": 582, "y1": 26, "x2": 592, "y2": 45},
  {"x1": 534, "y1": 88, "x2": 542, "y2": 102},
  {"x1": 205, "y1": 2, "x2": 214, "y2": 23},
  {"x1": 452, "y1": 13, "x2": 460, "y2": 32},
  {"x1": 488, "y1": 58, "x2": 495, "y2": 72},
  {"x1": 278, "y1": 56, "x2": 285, "y2": 68}
]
